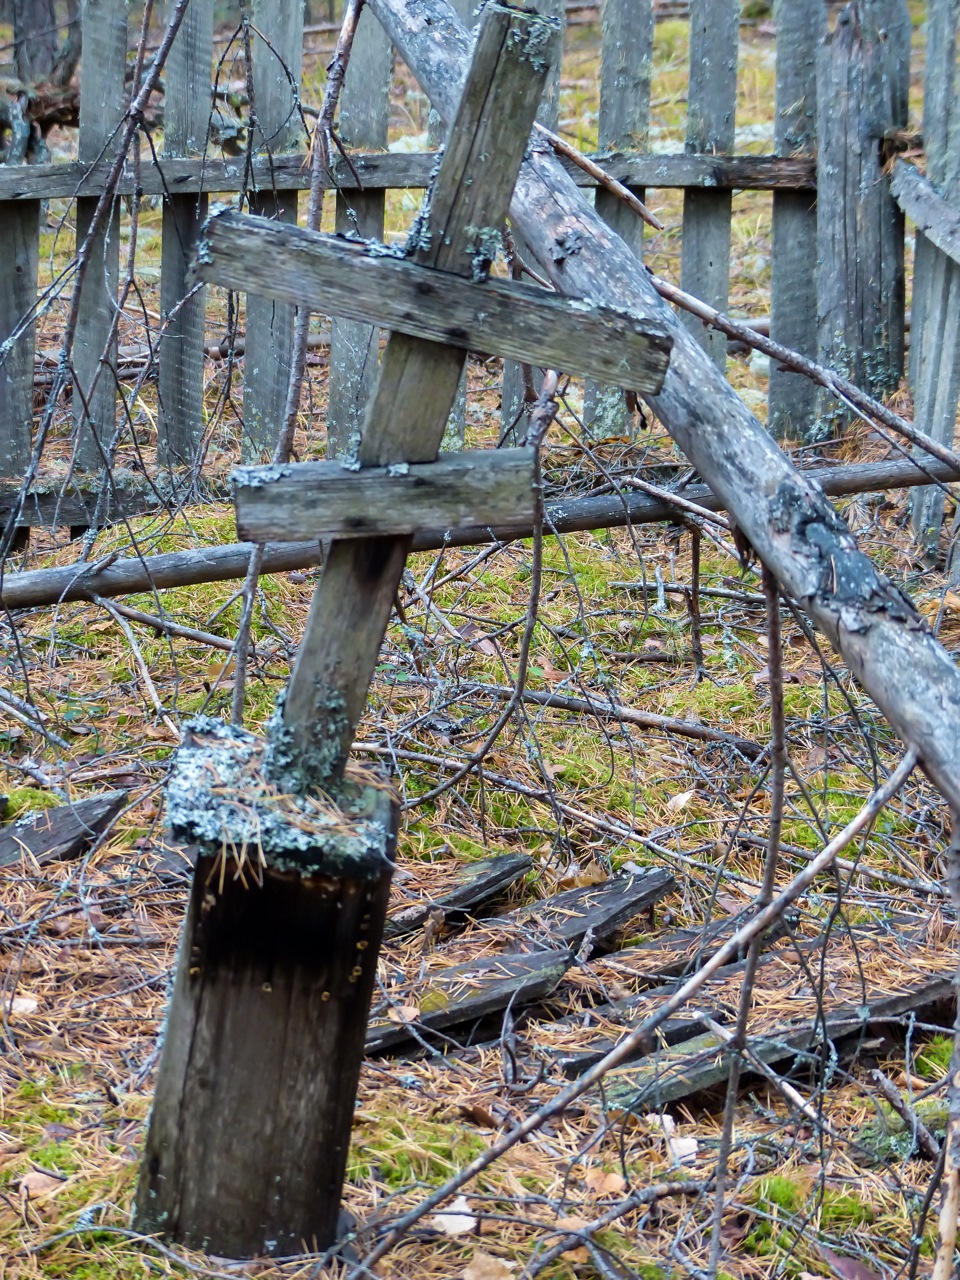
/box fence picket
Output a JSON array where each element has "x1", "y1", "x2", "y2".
[
  {"x1": 326, "y1": 7, "x2": 392, "y2": 460},
  {"x1": 679, "y1": 0, "x2": 738, "y2": 372},
  {"x1": 910, "y1": 0, "x2": 960, "y2": 556},
  {"x1": 500, "y1": 0, "x2": 564, "y2": 445},
  {"x1": 583, "y1": 0, "x2": 653, "y2": 440},
  {"x1": 73, "y1": 0, "x2": 128, "y2": 471},
  {"x1": 158, "y1": 0, "x2": 215, "y2": 471},
  {"x1": 767, "y1": 0, "x2": 819, "y2": 441},
  {"x1": 241, "y1": 0, "x2": 305, "y2": 461},
  {"x1": 0, "y1": 202, "x2": 39, "y2": 480}
]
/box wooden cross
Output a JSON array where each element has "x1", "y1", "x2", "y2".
[
  {"x1": 195, "y1": 5, "x2": 672, "y2": 794},
  {"x1": 135, "y1": 5, "x2": 672, "y2": 1260}
]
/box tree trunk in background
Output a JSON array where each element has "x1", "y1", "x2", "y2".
[{"x1": 13, "y1": 0, "x2": 59, "y2": 82}]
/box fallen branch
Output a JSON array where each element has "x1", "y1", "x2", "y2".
[{"x1": 3, "y1": 455, "x2": 956, "y2": 611}]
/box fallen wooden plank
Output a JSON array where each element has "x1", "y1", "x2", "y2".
[
  {"x1": 0, "y1": 791, "x2": 128, "y2": 870},
  {"x1": 196, "y1": 210, "x2": 673, "y2": 394},
  {"x1": 0, "y1": 151, "x2": 816, "y2": 204},
  {"x1": 366, "y1": 948, "x2": 571, "y2": 1053},
  {"x1": 490, "y1": 868, "x2": 675, "y2": 954},
  {"x1": 384, "y1": 852, "x2": 533, "y2": 940},
  {"x1": 595, "y1": 973, "x2": 955, "y2": 1113},
  {"x1": 233, "y1": 448, "x2": 537, "y2": 543}
]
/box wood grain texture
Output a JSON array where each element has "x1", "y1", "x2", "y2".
[
  {"x1": 0, "y1": 791, "x2": 126, "y2": 870},
  {"x1": 198, "y1": 211, "x2": 673, "y2": 392},
  {"x1": 679, "y1": 0, "x2": 737, "y2": 370},
  {"x1": 327, "y1": 6, "x2": 392, "y2": 460},
  {"x1": 0, "y1": 150, "x2": 817, "y2": 203},
  {"x1": 0, "y1": 200, "x2": 40, "y2": 475},
  {"x1": 73, "y1": 0, "x2": 127, "y2": 470},
  {"x1": 365, "y1": 0, "x2": 960, "y2": 808},
  {"x1": 276, "y1": 5, "x2": 559, "y2": 787},
  {"x1": 233, "y1": 447, "x2": 537, "y2": 542},
  {"x1": 134, "y1": 806, "x2": 397, "y2": 1256},
  {"x1": 584, "y1": 0, "x2": 653, "y2": 439},
  {"x1": 768, "y1": 0, "x2": 820, "y2": 440},
  {"x1": 816, "y1": 1, "x2": 907, "y2": 429},
  {"x1": 158, "y1": 0, "x2": 214, "y2": 468},
  {"x1": 241, "y1": 0, "x2": 304, "y2": 461},
  {"x1": 501, "y1": 0, "x2": 564, "y2": 444},
  {"x1": 3, "y1": 453, "x2": 958, "y2": 606}
]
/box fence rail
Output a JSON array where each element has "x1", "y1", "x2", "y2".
[{"x1": 0, "y1": 0, "x2": 954, "y2": 554}]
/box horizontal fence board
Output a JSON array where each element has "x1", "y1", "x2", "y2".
[
  {"x1": 234, "y1": 448, "x2": 537, "y2": 542},
  {"x1": 197, "y1": 211, "x2": 673, "y2": 391},
  {"x1": 0, "y1": 151, "x2": 816, "y2": 203}
]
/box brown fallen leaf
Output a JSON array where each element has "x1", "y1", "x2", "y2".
[
  {"x1": 537, "y1": 653, "x2": 566, "y2": 684},
  {"x1": 457, "y1": 1099, "x2": 499, "y2": 1129},
  {"x1": 386, "y1": 1004, "x2": 420, "y2": 1024},
  {"x1": 818, "y1": 1246, "x2": 881, "y2": 1280},
  {"x1": 430, "y1": 1194, "x2": 476, "y2": 1236},
  {"x1": 584, "y1": 1168, "x2": 627, "y2": 1196},
  {"x1": 463, "y1": 1251, "x2": 515, "y2": 1280},
  {"x1": 20, "y1": 1169, "x2": 66, "y2": 1201}
]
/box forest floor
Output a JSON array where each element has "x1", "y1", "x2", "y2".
[{"x1": 1, "y1": 4, "x2": 958, "y2": 1280}]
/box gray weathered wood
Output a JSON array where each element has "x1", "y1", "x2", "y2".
[
  {"x1": 233, "y1": 447, "x2": 537, "y2": 542},
  {"x1": 73, "y1": 0, "x2": 127, "y2": 470},
  {"x1": 679, "y1": 0, "x2": 738, "y2": 371},
  {"x1": 0, "y1": 200, "x2": 39, "y2": 476},
  {"x1": 365, "y1": 0, "x2": 960, "y2": 810},
  {"x1": 4, "y1": 453, "x2": 959, "y2": 606},
  {"x1": 366, "y1": 949, "x2": 571, "y2": 1054},
  {"x1": 583, "y1": 0, "x2": 653, "y2": 439},
  {"x1": 134, "y1": 720, "x2": 398, "y2": 1255},
  {"x1": 0, "y1": 790, "x2": 127, "y2": 871},
  {"x1": 275, "y1": 5, "x2": 560, "y2": 790},
  {"x1": 384, "y1": 851, "x2": 533, "y2": 940},
  {"x1": 241, "y1": 0, "x2": 304, "y2": 461},
  {"x1": 158, "y1": 0, "x2": 214, "y2": 469},
  {"x1": 327, "y1": 6, "x2": 392, "y2": 461},
  {"x1": 0, "y1": 150, "x2": 817, "y2": 203},
  {"x1": 816, "y1": 1, "x2": 908, "y2": 432},
  {"x1": 908, "y1": 0, "x2": 960, "y2": 553},
  {"x1": 768, "y1": 0, "x2": 820, "y2": 440},
  {"x1": 501, "y1": 0, "x2": 564, "y2": 445},
  {"x1": 197, "y1": 211, "x2": 673, "y2": 392}
]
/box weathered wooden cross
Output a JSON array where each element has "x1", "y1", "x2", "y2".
[{"x1": 135, "y1": 3, "x2": 671, "y2": 1259}]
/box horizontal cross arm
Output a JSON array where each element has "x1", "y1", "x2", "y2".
[
  {"x1": 195, "y1": 209, "x2": 673, "y2": 394},
  {"x1": 233, "y1": 448, "x2": 537, "y2": 543}
]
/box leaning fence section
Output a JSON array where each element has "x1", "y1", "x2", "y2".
[{"x1": 0, "y1": 0, "x2": 951, "y2": 543}]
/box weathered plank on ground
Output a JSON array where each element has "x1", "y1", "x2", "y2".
[
  {"x1": 158, "y1": 0, "x2": 214, "y2": 469},
  {"x1": 584, "y1": 0, "x2": 653, "y2": 438},
  {"x1": 196, "y1": 211, "x2": 673, "y2": 392},
  {"x1": 492, "y1": 869, "x2": 675, "y2": 954},
  {"x1": 327, "y1": 5, "x2": 393, "y2": 460},
  {"x1": 240, "y1": 0, "x2": 304, "y2": 461},
  {"x1": 367, "y1": 948, "x2": 571, "y2": 1053},
  {"x1": 595, "y1": 972, "x2": 955, "y2": 1112},
  {"x1": 233, "y1": 448, "x2": 537, "y2": 543},
  {"x1": 0, "y1": 791, "x2": 127, "y2": 870},
  {"x1": 384, "y1": 851, "x2": 533, "y2": 940},
  {"x1": 0, "y1": 151, "x2": 817, "y2": 203},
  {"x1": 364, "y1": 0, "x2": 960, "y2": 809},
  {"x1": 679, "y1": 0, "x2": 738, "y2": 371},
  {"x1": 4, "y1": 453, "x2": 960, "y2": 603},
  {"x1": 892, "y1": 162, "x2": 960, "y2": 271},
  {"x1": 768, "y1": 0, "x2": 819, "y2": 440}
]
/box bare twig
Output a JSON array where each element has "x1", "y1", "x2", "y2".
[
  {"x1": 94, "y1": 595, "x2": 178, "y2": 737},
  {"x1": 871, "y1": 1069, "x2": 941, "y2": 1160},
  {"x1": 534, "y1": 122, "x2": 663, "y2": 231}
]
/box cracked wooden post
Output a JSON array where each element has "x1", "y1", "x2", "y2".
[{"x1": 133, "y1": 6, "x2": 560, "y2": 1257}]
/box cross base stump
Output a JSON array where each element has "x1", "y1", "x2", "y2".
[{"x1": 134, "y1": 719, "x2": 397, "y2": 1257}]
